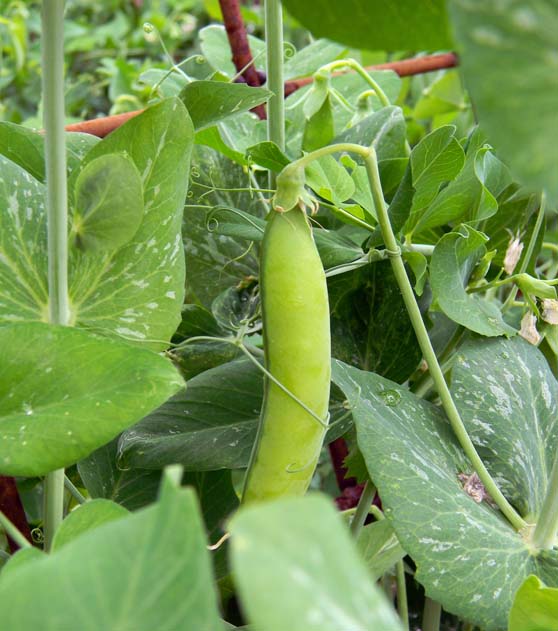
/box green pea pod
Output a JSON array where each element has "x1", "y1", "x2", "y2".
[{"x1": 242, "y1": 207, "x2": 331, "y2": 503}]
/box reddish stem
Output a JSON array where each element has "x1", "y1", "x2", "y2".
[
  {"x1": 283, "y1": 52, "x2": 459, "y2": 95},
  {"x1": 0, "y1": 476, "x2": 32, "y2": 553},
  {"x1": 62, "y1": 52, "x2": 458, "y2": 138},
  {"x1": 218, "y1": 0, "x2": 266, "y2": 119}
]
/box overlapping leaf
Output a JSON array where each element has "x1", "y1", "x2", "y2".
[
  {"x1": 0, "y1": 322, "x2": 183, "y2": 476},
  {"x1": 332, "y1": 344, "x2": 558, "y2": 630}
]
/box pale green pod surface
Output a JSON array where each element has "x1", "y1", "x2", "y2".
[{"x1": 243, "y1": 207, "x2": 331, "y2": 503}]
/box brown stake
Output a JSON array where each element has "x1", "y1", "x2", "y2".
[
  {"x1": 0, "y1": 476, "x2": 32, "y2": 553},
  {"x1": 63, "y1": 52, "x2": 458, "y2": 138},
  {"x1": 218, "y1": 0, "x2": 266, "y2": 119}
]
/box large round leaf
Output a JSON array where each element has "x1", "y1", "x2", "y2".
[{"x1": 0, "y1": 322, "x2": 183, "y2": 476}]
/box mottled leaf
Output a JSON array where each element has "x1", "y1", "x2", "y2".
[{"x1": 332, "y1": 359, "x2": 558, "y2": 630}]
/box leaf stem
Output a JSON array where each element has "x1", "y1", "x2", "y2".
[
  {"x1": 319, "y1": 59, "x2": 391, "y2": 108},
  {"x1": 349, "y1": 480, "x2": 376, "y2": 538},
  {"x1": 0, "y1": 510, "x2": 31, "y2": 550},
  {"x1": 276, "y1": 142, "x2": 526, "y2": 531},
  {"x1": 533, "y1": 449, "x2": 558, "y2": 550},
  {"x1": 362, "y1": 148, "x2": 526, "y2": 532},
  {"x1": 42, "y1": 0, "x2": 69, "y2": 551},
  {"x1": 395, "y1": 560, "x2": 409, "y2": 631},
  {"x1": 64, "y1": 476, "x2": 87, "y2": 505},
  {"x1": 422, "y1": 598, "x2": 441, "y2": 631}
]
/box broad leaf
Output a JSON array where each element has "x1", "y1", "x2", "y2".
[
  {"x1": 332, "y1": 359, "x2": 558, "y2": 630},
  {"x1": 69, "y1": 97, "x2": 194, "y2": 349},
  {"x1": 329, "y1": 261, "x2": 421, "y2": 383},
  {"x1": 451, "y1": 336, "x2": 558, "y2": 518},
  {"x1": 0, "y1": 473, "x2": 223, "y2": 631},
  {"x1": 0, "y1": 322, "x2": 183, "y2": 477},
  {"x1": 180, "y1": 81, "x2": 270, "y2": 131},
  {"x1": 0, "y1": 122, "x2": 98, "y2": 182},
  {"x1": 430, "y1": 225, "x2": 517, "y2": 336},
  {"x1": 118, "y1": 359, "x2": 262, "y2": 471},
  {"x1": 184, "y1": 146, "x2": 261, "y2": 308},
  {"x1": 0, "y1": 99, "x2": 194, "y2": 351},
  {"x1": 449, "y1": 0, "x2": 558, "y2": 203},
  {"x1": 230, "y1": 494, "x2": 404, "y2": 631},
  {"x1": 282, "y1": 0, "x2": 452, "y2": 50},
  {"x1": 78, "y1": 438, "x2": 162, "y2": 511},
  {"x1": 72, "y1": 153, "x2": 143, "y2": 252},
  {"x1": 118, "y1": 359, "x2": 352, "y2": 471},
  {"x1": 509, "y1": 575, "x2": 558, "y2": 631},
  {"x1": 52, "y1": 499, "x2": 129, "y2": 551}
]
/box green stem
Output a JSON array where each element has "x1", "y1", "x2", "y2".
[
  {"x1": 64, "y1": 476, "x2": 87, "y2": 505},
  {"x1": 363, "y1": 149, "x2": 526, "y2": 532},
  {"x1": 502, "y1": 193, "x2": 546, "y2": 312},
  {"x1": 422, "y1": 598, "x2": 441, "y2": 631},
  {"x1": 0, "y1": 510, "x2": 31, "y2": 550},
  {"x1": 275, "y1": 141, "x2": 526, "y2": 531},
  {"x1": 349, "y1": 480, "x2": 376, "y2": 538},
  {"x1": 264, "y1": 0, "x2": 285, "y2": 187},
  {"x1": 42, "y1": 0, "x2": 69, "y2": 552},
  {"x1": 395, "y1": 560, "x2": 409, "y2": 631},
  {"x1": 320, "y1": 59, "x2": 391, "y2": 108},
  {"x1": 533, "y1": 449, "x2": 558, "y2": 549}
]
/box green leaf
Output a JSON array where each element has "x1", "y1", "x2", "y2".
[
  {"x1": 356, "y1": 519, "x2": 406, "y2": 581},
  {"x1": 0, "y1": 322, "x2": 183, "y2": 477},
  {"x1": 0, "y1": 476, "x2": 224, "y2": 631},
  {"x1": 0, "y1": 99, "x2": 194, "y2": 351},
  {"x1": 199, "y1": 25, "x2": 266, "y2": 77},
  {"x1": 68, "y1": 98, "x2": 194, "y2": 349},
  {"x1": 329, "y1": 261, "x2": 421, "y2": 382},
  {"x1": 331, "y1": 359, "x2": 558, "y2": 631},
  {"x1": 305, "y1": 154, "x2": 355, "y2": 204},
  {"x1": 230, "y1": 494, "x2": 404, "y2": 631},
  {"x1": 413, "y1": 71, "x2": 466, "y2": 120},
  {"x1": 246, "y1": 141, "x2": 290, "y2": 173},
  {"x1": 52, "y1": 499, "x2": 129, "y2": 551},
  {"x1": 118, "y1": 359, "x2": 262, "y2": 471},
  {"x1": 451, "y1": 336, "x2": 558, "y2": 518},
  {"x1": 449, "y1": 0, "x2": 558, "y2": 203},
  {"x1": 118, "y1": 358, "x2": 351, "y2": 471},
  {"x1": 283, "y1": 39, "x2": 347, "y2": 80},
  {"x1": 430, "y1": 226, "x2": 517, "y2": 336},
  {"x1": 509, "y1": 575, "x2": 558, "y2": 631},
  {"x1": 185, "y1": 146, "x2": 261, "y2": 308},
  {"x1": 78, "y1": 439, "x2": 162, "y2": 511},
  {"x1": 72, "y1": 153, "x2": 143, "y2": 252},
  {"x1": 180, "y1": 81, "x2": 270, "y2": 131},
  {"x1": 0, "y1": 123, "x2": 98, "y2": 182},
  {"x1": 281, "y1": 0, "x2": 452, "y2": 50},
  {"x1": 302, "y1": 93, "x2": 335, "y2": 151},
  {"x1": 412, "y1": 129, "x2": 511, "y2": 234},
  {"x1": 405, "y1": 126, "x2": 465, "y2": 234}
]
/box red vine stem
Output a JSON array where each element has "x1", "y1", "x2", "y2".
[
  {"x1": 64, "y1": 52, "x2": 459, "y2": 138},
  {"x1": 0, "y1": 476, "x2": 32, "y2": 552},
  {"x1": 218, "y1": 0, "x2": 266, "y2": 119}
]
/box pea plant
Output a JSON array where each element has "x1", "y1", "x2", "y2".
[{"x1": 1, "y1": 1, "x2": 558, "y2": 630}]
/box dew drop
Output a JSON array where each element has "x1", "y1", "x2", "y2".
[{"x1": 380, "y1": 389, "x2": 401, "y2": 407}]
